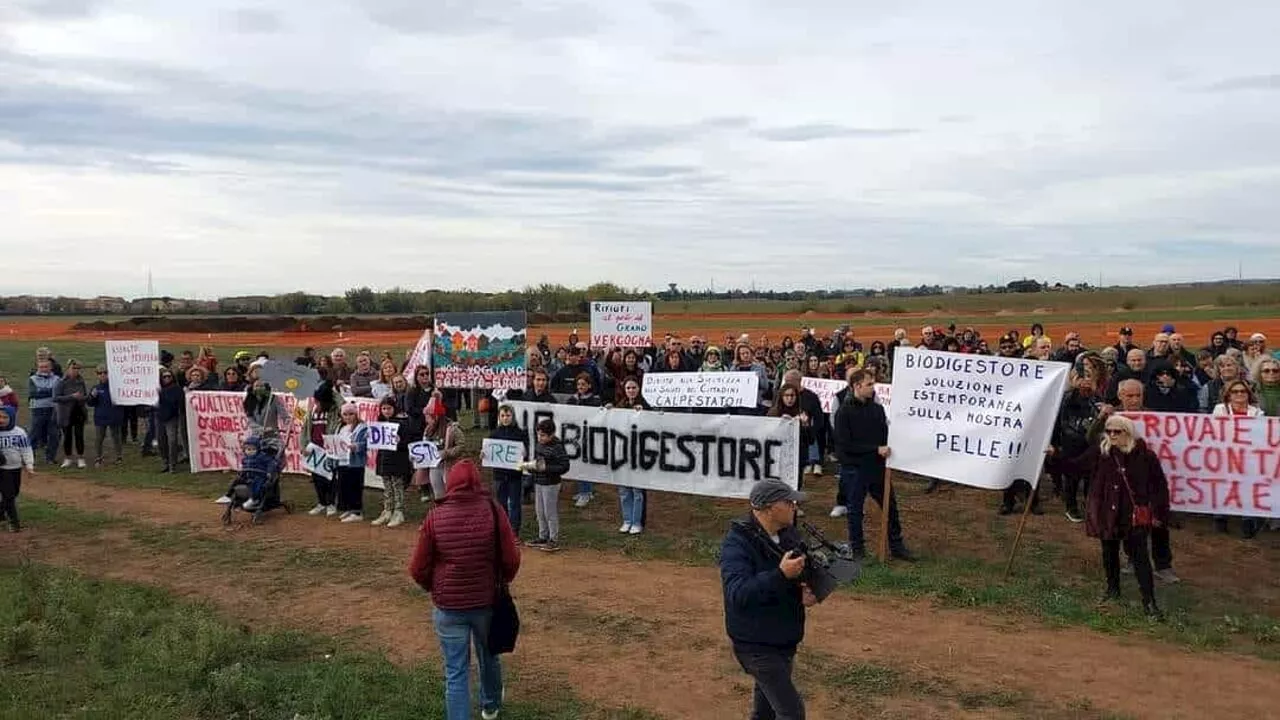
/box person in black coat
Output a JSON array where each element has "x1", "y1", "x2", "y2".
[
  {"x1": 489, "y1": 404, "x2": 529, "y2": 537},
  {"x1": 1143, "y1": 366, "x2": 1198, "y2": 413},
  {"x1": 372, "y1": 395, "x2": 412, "y2": 528},
  {"x1": 832, "y1": 369, "x2": 913, "y2": 560}
]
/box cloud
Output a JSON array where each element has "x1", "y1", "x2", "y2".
[
  {"x1": 754, "y1": 124, "x2": 919, "y2": 142},
  {"x1": 1, "y1": 0, "x2": 1280, "y2": 299},
  {"x1": 1199, "y1": 74, "x2": 1280, "y2": 93}
]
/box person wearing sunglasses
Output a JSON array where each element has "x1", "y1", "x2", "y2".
[
  {"x1": 1212, "y1": 380, "x2": 1267, "y2": 538},
  {"x1": 1062, "y1": 414, "x2": 1170, "y2": 620},
  {"x1": 86, "y1": 365, "x2": 124, "y2": 466}
]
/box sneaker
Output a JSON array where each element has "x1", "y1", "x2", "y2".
[
  {"x1": 527, "y1": 537, "x2": 548, "y2": 547},
  {"x1": 538, "y1": 540, "x2": 560, "y2": 552},
  {"x1": 340, "y1": 513, "x2": 363, "y2": 523},
  {"x1": 803, "y1": 465, "x2": 814, "y2": 476},
  {"x1": 371, "y1": 511, "x2": 392, "y2": 526},
  {"x1": 419, "y1": 493, "x2": 431, "y2": 504},
  {"x1": 1121, "y1": 563, "x2": 1134, "y2": 576},
  {"x1": 574, "y1": 494, "x2": 591, "y2": 508},
  {"x1": 60, "y1": 459, "x2": 72, "y2": 469},
  {"x1": 618, "y1": 523, "x2": 632, "y2": 534},
  {"x1": 1064, "y1": 509, "x2": 1084, "y2": 523},
  {"x1": 1143, "y1": 601, "x2": 1165, "y2": 622},
  {"x1": 481, "y1": 687, "x2": 505, "y2": 720},
  {"x1": 387, "y1": 511, "x2": 405, "y2": 528},
  {"x1": 7, "y1": 523, "x2": 19, "y2": 533},
  {"x1": 1154, "y1": 568, "x2": 1181, "y2": 584},
  {"x1": 628, "y1": 524, "x2": 643, "y2": 535},
  {"x1": 93, "y1": 459, "x2": 103, "y2": 468},
  {"x1": 215, "y1": 495, "x2": 233, "y2": 505},
  {"x1": 308, "y1": 504, "x2": 327, "y2": 516},
  {"x1": 76, "y1": 458, "x2": 86, "y2": 469},
  {"x1": 325, "y1": 505, "x2": 338, "y2": 516},
  {"x1": 829, "y1": 505, "x2": 848, "y2": 518},
  {"x1": 243, "y1": 499, "x2": 259, "y2": 511}
]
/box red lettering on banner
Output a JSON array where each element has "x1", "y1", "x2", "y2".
[
  {"x1": 1253, "y1": 482, "x2": 1273, "y2": 513},
  {"x1": 1222, "y1": 481, "x2": 1243, "y2": 510},
  {"x1": 1269, "y1": 420, "x2": 1280, "y2": 449},
  {"x1": 200, "y1": 450, "x2": 232, "y2": 470}
]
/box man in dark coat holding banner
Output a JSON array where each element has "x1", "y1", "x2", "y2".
[{"x1": 832, "y1": 369, "x2": 914, "y2": 561}]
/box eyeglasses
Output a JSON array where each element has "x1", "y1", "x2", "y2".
[
  {"x1": 1230, "y1": 389, "x2": 1249, "y2": 395},
  {"x1": 1262, "y1": 368, "x2": 1280, "y2": 374},
  {"x1": 1104, "y1": 429, "x2": 1126, "y2": 436}
]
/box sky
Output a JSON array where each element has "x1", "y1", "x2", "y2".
[{"x1": 2, "y1": 0, "x2": 1280, "y2": 299}]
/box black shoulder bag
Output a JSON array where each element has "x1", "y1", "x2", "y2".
[{"x1": 486, "y1": 501, "x2": 520, "y2": 654}]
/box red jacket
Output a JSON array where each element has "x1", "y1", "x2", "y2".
[{"x1": 409, "y1": 460, "x2": 520, "y2": 610}]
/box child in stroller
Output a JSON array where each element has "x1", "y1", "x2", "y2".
[{"x1": 220, "y1": 435, "x2": 291, "y2": 524}]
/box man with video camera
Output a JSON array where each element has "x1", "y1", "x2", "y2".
[{"x1": 719, "y1": 479, "x2": 818, "y2": 720}]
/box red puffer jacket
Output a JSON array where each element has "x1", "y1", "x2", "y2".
[{"x1": 408, "y1": 460, "x2": 521, "y2": 610}]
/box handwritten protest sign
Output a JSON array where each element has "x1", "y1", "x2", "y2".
[
  {"x1": 798, "y1": 377, "x2": 892, "y2": 416},
  {"x1": 642, "y1": 372, "x2": 759, "y2": 409},
  {"x1": 368, "y1": 422, "x2": 401, "y2": 451},
  {"x1": 302, "y1": 445, "x2": 333, "y2": 480},
  {"x1": 508, "y1": 401, "x2": 800, "y2": 497},
  {"x1": 590, "y1": 302, "x2": 652, "y2": 349},
  {"x1": 410, "y1": 441, "x2": 441, "y2": 469},
  {"x1": 886, "y1": 348, "x2": 1068, "y2": 490},
  {"x1": 105, "y1": 340, "x2": 160, "y2": 406},
  {"x1": 323, "y1": 434, "x2": 351, "y2": 463},
  {"x1": 481, "y1": 438, "x2": 525, "y2": 470},
  {"x1": 1126, "y1": 412, "x2": 1280, "y2": 518},
  {"x1": 184, "y1": 391, "x2": 385, "y2": 489}
]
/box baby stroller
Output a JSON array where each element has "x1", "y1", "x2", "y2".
[{"x1": 221, "y1": 435, "x2": 294, "y2": 526}]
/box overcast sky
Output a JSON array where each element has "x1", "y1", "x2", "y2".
[{"x1": 3, "y1": 1, "x2": 1280, "y2": 299}]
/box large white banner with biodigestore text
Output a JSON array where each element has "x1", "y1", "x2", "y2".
[
  {"x1": 886, "y1": 348, "x2": 1069, "y2": 490},
  {"x1": 1125, "y1": 412, "x2": 1280, "y2": 518},
  {"x1": 507, "y1": 401, "x2": 800, "y2": 498},
  {"x1": 590, "y1": 301, "x2": 652, "y2": 349}
]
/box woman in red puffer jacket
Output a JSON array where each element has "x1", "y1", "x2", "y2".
[{"x1": 409, "y1": 460, "x2": 521, "y2": 720}]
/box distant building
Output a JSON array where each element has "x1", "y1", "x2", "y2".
[{"x1": 83, "y1": 296, "x2": 129, "y2": 313}]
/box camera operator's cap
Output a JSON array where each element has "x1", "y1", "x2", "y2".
[
  {"x1": 749, "y1": 479, "x2": 806, "y2": 509},
  {"x1": 1119, "y1": 326, "x2": 1133, "y2": 335}
]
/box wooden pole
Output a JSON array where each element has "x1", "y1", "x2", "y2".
[
  {"x1": 1003, "y1": 486, "x2": 1037, "y2": 578},
  {"x1": 878, "y1": 468, "x2": 894, "y2": 563}
]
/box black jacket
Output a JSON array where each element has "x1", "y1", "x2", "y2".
[
  {"x1": 719, "y1": 514, "x2": 805, "y2": 654},
  {"x1": 1144, "y1": 381, "x2": 1198, "y2": 413},
  {"x1": 832, "y1": 394, "x2": 887, "y2": 470},
  {"x1": 530, "y1": 439, "x2": 570, "y2": 486},
  {"x1": 1052, "y1": 389, "x2": 1103, "y2": 457},
  {"x1": 374, "y1": 414, "x2": 413, "y2": 478}
]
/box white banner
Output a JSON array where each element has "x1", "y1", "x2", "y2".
[
  {"x1": 507, "y1": 401, "x2": 800, "y2": 498},
  {"x1": 482, "y1": 438, "x2": 525, "y2": 470},
  {"x1": 185, "y1": 391, "x2": 385, "y2": 489},
  {"x1": 885, "y1": 348, "x2": 1069, "y2": 490},
  {"x1": 368, "y1": 422, "x2": 401, "y2": 451},
  {"x1": 1126, "y1": 412, "x2": 1280, "y2": 518},
  {"x1": 642, "y1": 371, "x2": 759, "y2": 409},
  {"x1": 799, "y1": 377, "x2": 892, "y2": 417},
  {"x1": 590, "y1": 301, "x2": 652, "y2": 349},
  {"x1": 105, "y1": 340, "x2": 160, "y2": 406}
]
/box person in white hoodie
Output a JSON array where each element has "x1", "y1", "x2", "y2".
[{"x1": 0, "y1": 406, "x2": 36, "y2": 532}]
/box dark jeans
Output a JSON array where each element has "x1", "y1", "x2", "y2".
[
  {"x1": 121, "y1": 405, "x2": 139, "y2": 442},
  {"x1": 1150, "y1": 524, "x2": 1173, "y2": 571},
  {"x1": 312, "y1": 473, "x2": 334, "y2": 507},
  {"x1": 1062, "y1": 472, "x2": 1088, "y2": 513},
  {"x1": 0, "y1": 467, "x2": 21, "y2": 528},
  {"x1": 30, "y1": 407, "x2": 59, "y2": 464},
  {"x1": 733, "y1": 648, "x2": 805, "y2": 720},
  {"x1": 336, "y1": 466, "x2": 365, "y2": 513},
  {"x1": 1001, "y1": 479, "x2": 1040, "y2": 511},
  {"x1": 838, "y1": 464, "x2": 903, "y2": 553},
  {"x1": 1102, "y1": 528, "x2": 1155, "y2": 603},
  {"x1": 142, "y1": 407, "x2": 157, "y2": 451},
  {"x1": 496, "y1": 476, "x2": 522, "y2": 535},
  {"x1": 62, "y1": 420, "x2": 86, "y2": 457}
]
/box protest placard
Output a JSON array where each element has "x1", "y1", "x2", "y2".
[
  {"x1": 590, "y1": 301, "x2": 652, "y2": 349},
  {"x1": 1126, "y1": 412, "x2": 1280, "y2": 518},
  {"x1": 800, "y1": 376, "x2": 893, "y2": 417},
  {"x1": 184, "y1": 391, "x2": 385, "y2": 489},
  {"x1": 410, "y1": 441, "x2": 441, "y2": 469},
  {"x1": 324, "y1": 433, "x2": 351, "y2": 463},
  {"x1": 256, "y1": 360, "x2": 321, "y2": 400},
  {"x1": 433, "y1": 312, "x2": 527, "y2": 390},
  {"x1": 642, "y1": 372, "x2": 759, "y2": 409},
  {"x1": 105, "y1": 340, "x2": 160, "y2": 406},
  {"x1": 886, "y1": 348, "x2": 1069, "y2": 490},
  {"x1": 481, "y1": 438, "x2": 525, "y2": 470},
  {"x1": 507, "y1": 401, "x2": 800, "y2": 498},
  {"x1": 302, "y1": 445, "x2": 333, "y2": 480},
  {"x1": 368, "y1": 422, "x2": 401, "y2": 451}
]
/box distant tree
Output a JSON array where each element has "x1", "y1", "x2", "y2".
[
  {"x1": 344, "y1": 286, "x2": 377, "y2": 313},
  {"x1": 1006, "y1": 279, "x2": 1042, "y2": 294},
  {"x1": 279, "y1": 291, "x2": 312, "y2": 314}
]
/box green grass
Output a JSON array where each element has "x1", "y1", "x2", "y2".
[{"x1": 0, "y1": 560, "x2": 598, "y2": 720}]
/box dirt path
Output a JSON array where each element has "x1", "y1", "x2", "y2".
[{"x1": 11, "y1": 475, "x2": 1280, "y2": 720}]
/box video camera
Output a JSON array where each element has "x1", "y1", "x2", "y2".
[{"x1": 790, "y1": 520, "x2": 862, "y2": 602}]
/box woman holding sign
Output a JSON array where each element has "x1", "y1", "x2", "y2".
[
  {"x1": 613, "y1": 377, "x2": 651, "y2": 534},
  {"x1": 372, "y1": 395, "x2": 412, "y2": 528},
  {"x1": 415, "y1": 392, "x2": 466, "y2": 504}
]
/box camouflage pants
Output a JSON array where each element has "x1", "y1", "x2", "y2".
[{"x1": 381, "y1": 474, "x2": 406, "y2": 514}]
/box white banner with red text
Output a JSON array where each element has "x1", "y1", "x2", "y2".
[
  {"x1": 184, "y1": 391, "x2": 386, "y2": 489},
  {"x1": 1125, "y1": 411, "x2": 1280, "y2": 518}
]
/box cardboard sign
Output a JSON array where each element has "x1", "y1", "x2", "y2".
[
  {"x1": 481, "y1": 438, "x2": 525, "y2": 470},
  {"x1": 410, "y1": 440, "x2": 441, "y2": 469},
  {"x1": 368, "y1": 422, "x2": 401, "y2": 451},
  {"x1": 590, "y1": 301, "x2": 652, "y2": 349},
  {"x1": 302, "y1": 445, "x2": 333, "y2": 480},
  {"x1": 642, "y1": 372, "x2": 759, "y2": 409},
  {"x1": 324, "y1": 434, "x2": 351, "y2": 463}
]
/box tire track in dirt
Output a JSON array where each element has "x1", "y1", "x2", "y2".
[{"x1": 14, "y1": 475, "x2": 1280, "y2": 720}]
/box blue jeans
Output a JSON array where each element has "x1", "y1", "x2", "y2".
[
  {"x1": 433, "y1": 607, "x2": 503, "y2": 720},
  {"x1": 839, "y1": 463, "x2": 903, "y2": 553},
  {"x1": 619, "y1": 487, "x2": 645, "y2": 526},
  {"x1": 30, "y1": 408, "x2": 59, "y2": 464},
  {"x1": 576, "y1": 481, "x2": 594, "y2": 496},
  {"x1": 496, "y1": 477, "x2": 522, "y2": 535},
  {"x1": 807, "y1": 441, "x2": 820, "y2": 465}
]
